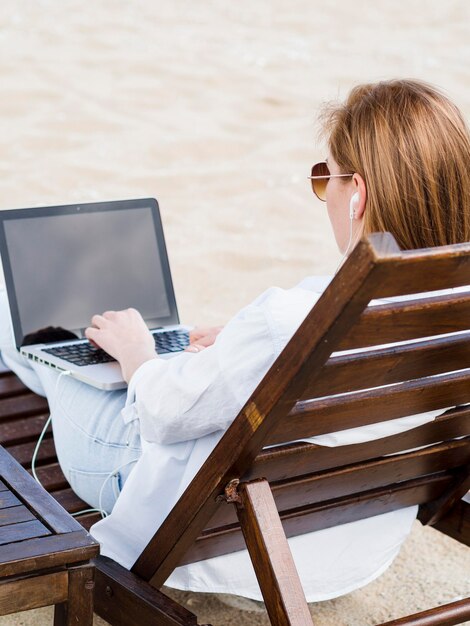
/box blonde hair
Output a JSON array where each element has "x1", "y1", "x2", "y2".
[{"x1": 322, "y1": 79, "x2": 470, "y2": 249}]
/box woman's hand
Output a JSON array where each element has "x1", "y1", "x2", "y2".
[
  {"x1": 185, "y1": 326, "x2": 223, "y2": 353},
  {"x1": 85, "y1": 308, "x2": 157, "y2": 383}
]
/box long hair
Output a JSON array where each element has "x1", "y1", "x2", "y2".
[{"x1": 322, "y1": 79, "x2": 470, "y2": 249}]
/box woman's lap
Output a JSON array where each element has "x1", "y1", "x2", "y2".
[
  {"x1": 0, "y1": 296, "x2": 142, "y2": 513},
  {"x1": 52, "y1": 373, "x2": 141, "y2": 512}
]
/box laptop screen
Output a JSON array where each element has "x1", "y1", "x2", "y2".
[{"x1": 0, "y1": 199, "x2": 180, "y2": 347}]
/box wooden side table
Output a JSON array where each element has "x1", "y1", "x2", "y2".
[{"x1": 0, "y1": 445, "x2": 99, "y2": 625}]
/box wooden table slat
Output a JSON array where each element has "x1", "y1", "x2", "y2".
[
  {"x1": 0, "y1": 390, "x2": 99, "y2": 624},
  {"x1": 0, "y1": 504, "x2": 35, "y2": 527},
  {"x1": 0, "y1": 448, "x2": 83, "y2": 534},
  {"x1": 0, "y1": 490, "x2": 21, "y2": 509},
  {"x1": 0, "y1": 531, "x2": 99, "y2": 577},
  {"x1": 0, "y1": 519, "x2": 51, "y2": 546}
]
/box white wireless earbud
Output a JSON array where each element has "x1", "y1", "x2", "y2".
[{"x1": 349, "y1": 192, "x2": 360, "y2": 220}]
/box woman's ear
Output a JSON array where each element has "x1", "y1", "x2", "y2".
[{"x1": 352, "y1": 173, "x2": 367, "y2": 220}]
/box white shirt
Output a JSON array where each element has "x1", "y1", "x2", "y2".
[{"x1": 91, "y1": 277, "x2": 442, "y2": 601}]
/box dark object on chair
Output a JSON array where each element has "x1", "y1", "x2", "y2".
[
  {"x1": 22, "y1": 326, "x2": 78, "y2": 346},
  {"x1": 1, "y1": 233, "x2": 469, "y2": 626}
]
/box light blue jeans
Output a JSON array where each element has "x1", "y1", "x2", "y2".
[{"x1": 0, "y1": 291, "x2": 142, "y2": 514}]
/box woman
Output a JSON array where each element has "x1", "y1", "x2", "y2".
[{"x1": 2, "y1": 79, "x2": 470, "y2": 601}]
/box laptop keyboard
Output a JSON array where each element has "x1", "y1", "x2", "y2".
[{"x1": 42, "y1": 329, "x2": 190, "y2": 367}]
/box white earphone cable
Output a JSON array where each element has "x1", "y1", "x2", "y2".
[
  {"x1": 336, "y1": 212, "x2": 355, "y2": 273},
  {"x1": 335, "y1": 192, "x2": 361, "y2": 273},
  {"x1": 31, "y1": 369, "x2": 71, "y2": 484},
  {"x1": 97, "y1": 456, "x2": 140, "y2": 518}
]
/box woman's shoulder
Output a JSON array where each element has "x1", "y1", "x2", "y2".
[
  {"x1": 295, "y1": 275, "x2": 333, "y2": 293},
  {"x1": 249, "y1": 275, "x2": 332, "y2": 308},
  {"x1": 237, "y1": 277, "x2": 330, "y2": 348}
]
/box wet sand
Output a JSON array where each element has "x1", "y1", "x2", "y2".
[{"x1": 0, "y1": 1, "x2": 469, "y2": 624}]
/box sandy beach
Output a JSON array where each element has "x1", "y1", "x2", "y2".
[{"x1": 0, "y1": 0, "x2": 469, "y2": 624}]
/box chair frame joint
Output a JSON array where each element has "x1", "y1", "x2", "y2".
[{"x1": 219, "y1": 478, "x2": 242, "y2": 504}]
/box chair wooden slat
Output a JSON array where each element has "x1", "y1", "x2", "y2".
[
  {"x1": 206, "y1": 439, "x2": 470, "y2": 530},
  {"x1": 5, "y1": 435, "x2": 56, "y2": 468},
  {"x1": 245, "y1": 407, "x2": 470, "y2": 483},
  {"x1": 180, "y1": 473, "x2": 454, "y2": 566},
  {"x1": 270, "y1": 370, "x2": 470, "y2": 445},
  {"x1": 0, "y1": 414, "x2": 51, "y2": 446},
  {"x1": 303, "y1": 332, "x2": 470, "y2": 398},
  {"x1": 366, "y1": 240, "x2": 470, "y2": 298},
  {"x1": 29, "y1": 462, "x2": 69, "y2": 492},
  {"x1": 53, "y1": 488, "x2": 90, "y2": 515},
  {"x1": 0, "y1": 395, "x2": 49, "y2": 421},
  {"x1": 0, "y1": 376, "x2": 31, "y2": 399},
  {"x1": 337, "y1": 293, "x2": 470, "y2": 351}
]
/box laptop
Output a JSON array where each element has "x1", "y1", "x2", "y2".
[{"x1": 0, "y1": 198, "x2": 191, "y2": 390}]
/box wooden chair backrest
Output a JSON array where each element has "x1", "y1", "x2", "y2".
[{"x1": 131, "y1": 233, "x2": 470, "y2": 588}]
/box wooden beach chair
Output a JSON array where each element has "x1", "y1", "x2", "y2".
[{"x1": 1, "y1": 232, "x2": 470, "y2": 625}]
